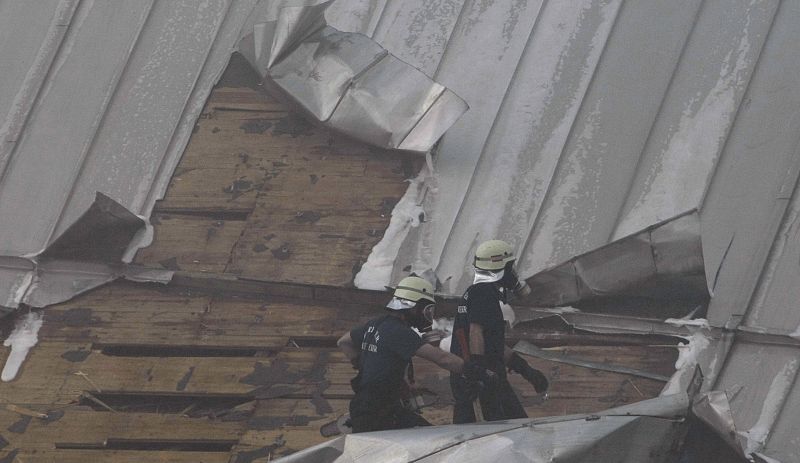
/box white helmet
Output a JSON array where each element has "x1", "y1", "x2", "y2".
[
  {"x1": 386, "y1": 276, "x2": 436, "y2": 329},
  {"x1": 387, "y1": 276, "x2": 433, "y2": 311},
  {"x1": 474, "y1": 239, "x2": 515, "y2": 271}
]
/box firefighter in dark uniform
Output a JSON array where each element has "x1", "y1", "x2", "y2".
[
  {"x1": 338, "y1": 276, "x2": 494, "y2": 433},
  {"x1": 450, "y1": 240, "x2": 549, "y2": 423}
]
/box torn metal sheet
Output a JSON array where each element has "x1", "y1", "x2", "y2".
[
  {"x1": 0, "y1": 0, "x2": 260, "y2": 311},
  {"x1": 39, "y1": 193, "x2": 145, "y2": 262},
  {"x1": 236, "y1": 0, "x2": 468, "y2": 153},
  {"x1": 692, "y1": 390, "x2": 747, "y2": 458},
  {"x1": 0, "y1": 257, "x2": 35, "y2": 309},
  {"x1": 513, "y1": 308, "x2": 694, "y2": 338},
  {"x1": 752, "y1": 453, "x2": 785, "y2": 463},
  {"x1": 514, "y1": 340, "x2": 671, "y2": 382},
  {"x1": 275, "y1": 393, "x2": 691, "y2": 463},
  {"x1": 523, "y1": 210, "x2": 709, "y2": 316},
  {"x1": 0, "y1": 193, "x2": 172, "y2": 313},
  {"x1": 23, "y1": 260, "x2": 173, "y2": 309},
  {"x1": 710, "y1": 342, "x2": 800, "y2": 459}
]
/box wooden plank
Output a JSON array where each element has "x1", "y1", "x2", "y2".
[
  {"x1": 230, "y1": 230, "x2": 373, "y2": 285},
  {"x1": 43, "y1": 283, "x2": 211, "y2": 314},
  {"x1": 169, "y1": 272, "x2": 391, "y2": 307},
  {"x1": 156, "y1": 87, "x2": 289, "y2": 214},
  {"x1": 135, "y1": 214, "x2": 247, "y2": 274},
  {"x1": 234, "y1": 398, "x2": 349, "y2": 458},
  {"x1": 55, "y1": 349, "x2": 352, "y2": 398},
  {"x1": 207, "y1": 87, "x2": 287, "y2": 113},
  {"x1": 36, "y1": 281, "x2": 379, "y2": 348},
  {"x1": 0, "y1": 409, "x2": 243, "y2": 450},
  {"x1": 171, "y1": 273, "x2": 318, "y2": 300},
  {"x1": 0, "y1": 449, "x2": 231, "y2": 463},
  {"x1": 209, "y1": 103, "x2": 421, "y2": 286},
  {"x1": 0, "y1": 342, "x2": 92, "y2": 404},
  {"x1": 39, "y1": 283, "x2": 211, "y2": 346},
  {"x1": 200, "y1": 298, "x2": 375, "y2": 341},
  {"x1": 149, "y1": 83, "x2": 422, "y2": 287}
]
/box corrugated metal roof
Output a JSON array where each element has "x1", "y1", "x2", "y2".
[
  {"x1": 332, "y1": 1, "x2": 800, "y2": 460},
  {"x1": 0, "y1": 0, "x2": 261, "y2": 308},
  {"x1": 0, "y1": 0, "x2": 254, "y2": 255},
  {"x1": 277, "y1": 392, "x2": 693, "y2": 463},
  {"x1": 1, "y1": 0, "x2": 799, "y2": 460},
  {"x1": 0, "y1": 0, "x2": 468, "y2": 309},
  {"x1": 334, "y1": 0, "x2": 798, "y2": 297}
]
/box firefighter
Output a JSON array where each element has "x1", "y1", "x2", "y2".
[
  {"x1": 450, "y1": 239, "x2": 549, "y2": 423},
  {"x1": 338, "y1": 276, "x2": 494, "y2": 433}
]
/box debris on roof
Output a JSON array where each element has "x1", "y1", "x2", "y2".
[
  {"x1": 354, "y1": 166, "x2": 430, "y2": 290},
  {"x1": 0, "y1": 194, "x2": 173, "y2": 311},
  {"x1": 1, "y1": 0, "x2": 799, "y2": 461},
  {"x1": 1, "y1": 311, "x2": 42, "y2": 382},
  {"x1": 514, "y1": 341, "x2": 671, "y2": 383},
  {"x1": 661, "y1": 330, "x2": 712, "y2": 397},
  {"x1": 522, "y1": 210, "x2": 708, "y2": 317},
  {"x1": 275, "y1": 391, "x2": 695, "y2": 463},
  {"x1": 236, "y1": 0, "x2": 468, "y2": 153},
  {"x1": 692, "y1": 389, "x2": 743, "y2": 458}
]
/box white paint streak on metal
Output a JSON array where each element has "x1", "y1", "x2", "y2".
[
  {"x1": 701, "y1": 0, "x2": 800, "y2": 330},
  {"x1": 0, "y1": 0, "x2": 80, "y2": 183},
  {"x1": 519, "y1": 0, "x2": 704, "y2": 276},
  {"x1": 45, "y1": 0, "x2": 157, "y2": 249},
  {"x1": 59, "y1": 0, "x2": 235, "y2": 234},
  {"x1": 0, "y1": 0, "x2": 152, "y2": 256},
  {"x1": 523, "y1": 98, "x2": 602, "y2": 272},
  {"x1": 435, "y1": 0, "x2": 622, "y2": 290},
  {"x1": 325, "y1": 0, "x2": 388, "y2": 36},
  {"x1": 740, "y1": 359, "x2": 799, "y2": 456},
  {"x1": 136, "y1": 0, "x2": 245, "y2": 218},
  {"x1": 8, "y1": 271, "x2": 34, "y2": 310},
  {"x1": 141, "y1": 0, "x2": 262, "y2": 220},
  {"x1": 413, "y1": 0, "x2": 546, "y2": 285},
  {"x1": 1, "y1": 311, "x2": 43, "y2": 382},
  {"x1": 615, "y1": 0, "x2": 778, "y2": 239},
  {"x1": 661, "y1": 330, "x2": 711, "y2": 396},
  {"x1": 365, "y1": 0, "x2": 465, "y2": 76},
  {"x1": 355, "y1": 167, "x2": 430, "y2": 290},
  {"x1": 745, "y1": 178, "x2": 800, "y2": 331}
]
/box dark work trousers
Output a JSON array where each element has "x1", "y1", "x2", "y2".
[
  {"x1": 451, "y1": 370, "x2": 527, "y2": 424},
  {"x1": 349, "y1": 387, "x2": 432, "y2": 433}
]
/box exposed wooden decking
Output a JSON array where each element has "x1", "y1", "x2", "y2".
[
  {"x1": 0, "y1": 279, "x2": 677, "y2": 462},
  {"x1": 137, "y1": 55, "x2": 423, "y2": 286},
  {"x1": 0, "y1": 57, "x2": 678, "y2": 463}
]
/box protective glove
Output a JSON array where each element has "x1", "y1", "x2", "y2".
[
  {"x1": 462, "y1": 358, "x2": 495, "y2": 402},
  {"x1": 463, "y1": 355, "x2": 497, "y2": 387},
  {"x1": 507, "y1": 352, "x2": 548, "y2": 393}
]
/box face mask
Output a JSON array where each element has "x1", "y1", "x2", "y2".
[
  {"x1": 387, "y1": 297, "x2": 435, "y2": 331},
  {"x1": 422, "y1": 303, "x2": 435, "y2": 324},
  {"x1": 409, "y1": 302, "x2": 435, "y2": 332},
  {"x1": 386, "y1": 296, "x2": 417, "y2": 311},
  {"x1": 474, "y1": 269, "x2": 504, "y2": 284}
]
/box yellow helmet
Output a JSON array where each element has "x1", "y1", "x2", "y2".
[
  {"x1": 474, "y1": 239, "x2": 515, "y2": 271},
  {"x1": 392, "y1": 276, "x2": 435, "y2": 303}
]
